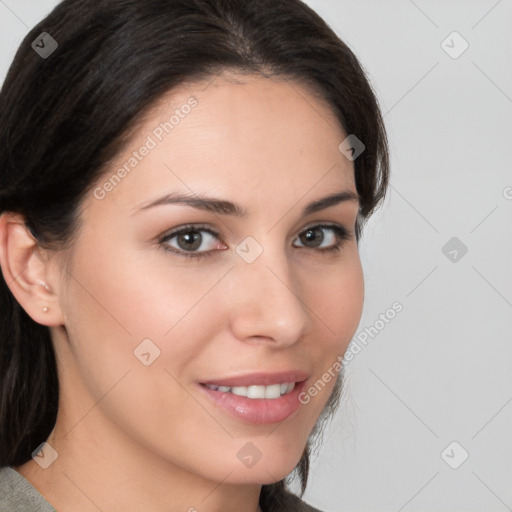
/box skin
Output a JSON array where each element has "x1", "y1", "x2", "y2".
[{"x1": 0, "y1": 72, "x2": 364, "y2": 512}]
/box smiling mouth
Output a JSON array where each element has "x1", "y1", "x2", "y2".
[
  {"x1": 201, "y1": 382, "x2": 296, "y2": 399},
  {"x1": 198, "y1": 373, "x2": 309, "y2": 424}
]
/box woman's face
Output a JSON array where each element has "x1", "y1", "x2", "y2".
[{"x1": 51, "y1": 72, "x2": 364, "y2": 485}]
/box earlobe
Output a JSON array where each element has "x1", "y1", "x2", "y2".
[{"x1": 0, "y1": 212, "x2": 65, "y2": 327}]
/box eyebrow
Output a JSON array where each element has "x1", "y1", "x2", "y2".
[{"x1": 134, "y1": 189, "x2": 359, "y2": 217}]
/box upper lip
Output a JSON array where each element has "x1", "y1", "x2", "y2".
[{"x1": 200, "y1": 370, "x2": 310, "y2": 387}]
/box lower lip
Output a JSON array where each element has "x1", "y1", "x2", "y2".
[{"x1": 198, "y1": 381, "x2": 307, "y2": 425}]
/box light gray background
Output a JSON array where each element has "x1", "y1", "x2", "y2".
[{"x1": 1, "y1": 1, "x2": 511, "y2": 511}]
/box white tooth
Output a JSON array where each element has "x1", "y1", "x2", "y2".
[
  {"x1": 231, "y1": 386, "x2": 247, "y2": 396},
  {"x1": 265, "y1": 384, "x2": 282, "y2": 399},
  {"x1": 222, "y1": 383, "x2": 293, "y2": 399},
  {"x1": 207, "y1": 384, "x2": 219, "y2": 391},
  {"x1": 247, "y1": 385, "x2": 266, "y2": 399}
]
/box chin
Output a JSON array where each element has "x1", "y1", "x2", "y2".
[{"x1": 221, "y1": 450, "x2": 304, "y2": 485}]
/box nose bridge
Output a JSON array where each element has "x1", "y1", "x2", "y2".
[{"x1": 228, "y1": 240, "x2": 310, "y2": 345}]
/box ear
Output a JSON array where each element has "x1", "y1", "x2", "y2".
[{"x1": 0, "y1": 212, "x2": 65, "y2": 326}]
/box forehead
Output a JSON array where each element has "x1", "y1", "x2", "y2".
[{"x1": 87, "y1": 72, "x2": 355, "y2": 215}]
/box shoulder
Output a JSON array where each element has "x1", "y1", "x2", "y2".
[
  {"x1": 0, "y1": 466, "x2": 56, "y2": 512},
  {"x1": 286, "y1": 492, "x2": 326, "y2": 512},
  {"x1": 301, "y1": 501, "x2": 325, "y2": 512}
]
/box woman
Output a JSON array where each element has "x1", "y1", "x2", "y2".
[{"x1": 0, "y1": 0, "x2": 389, "y2": 510}]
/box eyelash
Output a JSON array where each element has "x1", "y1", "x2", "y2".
[{"x1": 158, "y1": 223, "x2": 352, "y2": 261}]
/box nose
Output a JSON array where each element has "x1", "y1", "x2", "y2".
[{"x1": 227, "y1": 246, "x2": 311, "y2": 347}]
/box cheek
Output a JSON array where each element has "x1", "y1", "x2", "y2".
[
  {"x1": 58, "y1": 252, "x2": 229, "y2": 472},
  {"x1": 58, "y1": 240, "x2": 229, "y2": 406},
  {"x1": 64, "y1": 231, "x2": 224, "y2": 338},
  {"x1": 306, "y1": 250, "x2": 364, "y2": 348},
  {"x1": 335, "y1": 261, "x2": 364, "y2": 343},
  {"x1": 298, "y1": 252, "x2": 363, "y2": 409}
]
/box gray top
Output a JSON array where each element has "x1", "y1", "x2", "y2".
[
  {"x1": 0, "y1": 465, "x2": 324, "y2": 511},
  {"x1": 0, "y1": 466, "x2": 56, "y2": 511}
]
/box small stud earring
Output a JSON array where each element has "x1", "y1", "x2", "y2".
[{"x1": 42, "y1": 306, "x2": 49, "y2": 312}]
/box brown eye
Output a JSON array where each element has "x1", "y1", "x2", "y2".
[
  {"x1": 159, "y1": 224, "x2": 225, "y2": 259},
  {"x1": 293, "y1": 224, "x2": 349, "y2": 251},
  {"x1": 298, "y1": 227, "x2": 325, "y2": 248},
  {"x1": 175, "y1": 230, "x2": 203, "y2": 251}
]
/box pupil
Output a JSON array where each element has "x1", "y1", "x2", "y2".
[
  {"x1": 302, "y1": 228, "x2": 323, "y2": 247},
  {"x1": 179, "y1": 231, "x2": 201, "y2": 251}
]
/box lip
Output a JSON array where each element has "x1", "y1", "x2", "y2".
[
  {"x1": 200, "y1": 370, "x2": 310, "y2": 387},
  {"x1": 198, "y1": 370, "x2": 310, "y2": 425}
]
